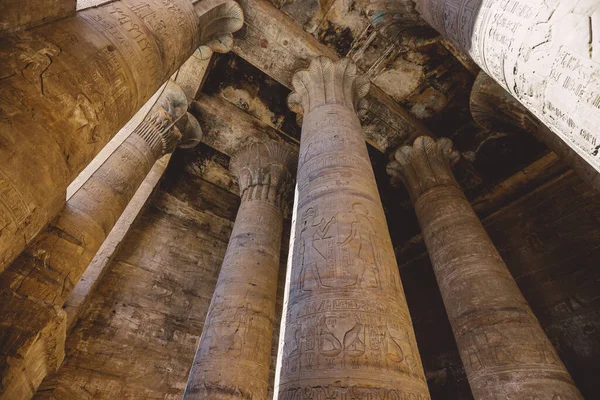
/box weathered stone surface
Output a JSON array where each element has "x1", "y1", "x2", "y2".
[
  {"x1": 184, "y1": 141, "x2": 296, "y2": 399},
  {"x1": 0, "y1": 290, "x2": 66, "y2": 400},
  {"x1": 0, "y1": 82, "x2": 189, "y2": 308},
  {"x1": 231, "y1": 0, "x2": 432, "y2": 152},
  {"x1": 34, "y1": 163, "x2": 239, "y2": 399},
  {"x1": 0, "y1": 0, "x2": 76, "y2": 33},
  {"x1": 0, "y1": 0, "x2": 242, "y2": 275},
  {"x1": 0, "y1": 82, "x2": 199, "y2": 400},
  {"x1": 192, "y1": 94, "x2": 298, "y2": 156},
  {"x1": 176, "y1": 50, "x2": 214, "y2": 101},
  {"x1": 397, "y1": 169, "x2": 600, "y2": 398},
  {"x1": 416, "y1": 0, "x2": 600, "y2": 173},
  {"x1": 64, "y1": 154, "x2": 172, "y2": 330},
  {"x1": 388, "y1": 136, "x2": 583, "y2": 399},
  {"x1": 471, "y1": 71, "x2": 600, "y2": 192},
  {"x1": 278, "y1": 57, "x2": 430, "y2": 399}
]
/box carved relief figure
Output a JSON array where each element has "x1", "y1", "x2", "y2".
[
  {"x1": 340, "y1": 203, "x2": 382, "y2": 289},
  {"x1": 298, "y1": 208, "x2": 336, "y2": 292}
]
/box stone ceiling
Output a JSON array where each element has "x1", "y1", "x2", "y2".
[{"x1": 188, "y1": 0, "x2": 557, "y2": 245}]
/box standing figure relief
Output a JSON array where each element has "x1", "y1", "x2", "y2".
[{"x1": 297, "y1": 203, "x2": 385, "y2": 292}]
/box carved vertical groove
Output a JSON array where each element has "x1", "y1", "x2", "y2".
[{"x1": 388, "y1": 136, "x2": 584, "y2": 399}]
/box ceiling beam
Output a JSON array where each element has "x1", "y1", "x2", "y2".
[{"x1": 231, "y1": 0, "x2": 431, "y2": 152}]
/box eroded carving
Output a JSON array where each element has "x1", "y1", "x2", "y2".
[
  {"x1": 279, "y1": 57, "x2": 429, "y2": 398},
  {"x1": 195, "y1": 0, "x2": 244, "y2": 58},
  {"x1": 387, "y1": 136, "x2": 460, "y2": 202},
  {"x1": 287, "y1": 56, "x2": 371, "y2": 124},
  {"x1": 415, "y1": 0, "x2": 600, "y2": 173},
  {"x1": 471, "y1": 71, "x2": 600, "y2": 192},
  {"x1": 184, "y1": 141, "x2": 296, "y2": 399},
  {"x1": 387, "y1": 136, "x2": 583, "y2": 399},
  {"x1": 0, "y1": 79, "x2": 202, "y2": 400},
  {"x1": 0, "y1": 0, "x2": 226, "y2": 276},
  {"x1": 362, "y1": 0, "x2": 438, "y2": 45},
  {"x1": 229, "y1": 141, "x2": 297, "y2": 208}
]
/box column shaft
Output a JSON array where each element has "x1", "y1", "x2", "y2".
[
  {"x1": 0, "y1": 0, "x2": 243, "y2": 274},
  {"x1": 388, "y1": 137, "x2": 583, "y2": 399},
  {"x1": 279, "y1": 57, "x2": 430, "y2": 399},
  {"x1": 0, "y1": 82, "x2": 199, "y2": 400},
  {"x1": 184, "y1": 142, "x2": 296, "y2": 399},
  {"x1": 415, "y1": 0, "x2": 600, "y2": 172}
]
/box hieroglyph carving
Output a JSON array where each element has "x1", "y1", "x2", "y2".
[
  {"x1": 0, "y1": 80, "x2": 201, "y2": 400},
  {"x1": 471, "y1": 71, "x2": 600, "y2": 192},
  {"x1": 279, "y1": 57, "x2": 430, "y2": 398},
  {"x1": 184, "y1": 141, "x2": 296, "y2": 399},
  {"x1": 388, "y1": 136, "x2": 583, "y2": 399},
  {"x1": 230, "y1": 141, "x2": 297, "y2": 208},
  {"x1": 416, "y1": 0, "x2": 600, "y2": 172},
  {"x1": 0, "y1": 0, "x2": 242, "y2": 274}
]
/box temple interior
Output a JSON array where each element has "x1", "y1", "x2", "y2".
[{"x1": 0, "y1": 1, "x2": 599, "y2": 399}]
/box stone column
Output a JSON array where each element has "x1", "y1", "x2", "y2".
[
  {"x1": 278, "y1": 56, "x2": 430, "y2": 399},
  {"x1": 0, "y1": 81, "x2": 202, "y2": 400},
  {"x1": 471, "y1": 71, "x2": 600, "y2": 192},
  {"x1": 387, "y1": 136, "x2": 583, "y2": 399},
  {"x1": 413, "y1": 0, "x2": 600, "y2": 173},
  {"x1": 184, "y1": 141, "x2": 296, "y2": 399},
  {"x1": 0, "y1": 0, "x2": 243, "y2": 274}
]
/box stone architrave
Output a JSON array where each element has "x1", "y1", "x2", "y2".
[
  {"x1": 387, "y1": 136, "x2": 584, "y2": 399},
  {"x1": 414, "y1": 0, "x2": 600, "y2": 172},
  {"x1": 0, "y1": 81, "x2": 202, "y2": 400},
  {"x1": 471, "y1": 71, "x2": 600, "y2": 192},
  {"x1": 278, "y1": 56, "x2": 430, "y2": 399},
  {"x1": 0, "y1": 0, "x2": 244, "y2": 274},
  {"x1": 184, "y1": 141, "x2": 297, "y2": 399}
]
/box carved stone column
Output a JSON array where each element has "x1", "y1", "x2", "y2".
[
  {"x1": 387, "y1": 136, "x2": 583, "y2": 399},
  {"x1": 0, "y1": 0, "x2": 243, "y2": 274},
  {"x1": 471, "y1": 71, "x2": 600, "y2": 192},
  {"x1": 413, "y1": 0, "x2": 600, "y2": 173},
  {"x1": 0, "y1": 81, "x2": 202, "y2": 400},
  {"x1": 184, "y1": 141, "x2": 296, "y2": 399},
  {"x1": 278, "y1": 57, "x2": 430, "y2": 399}
]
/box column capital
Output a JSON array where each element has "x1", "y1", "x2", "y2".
[
  {"x1": 287, "y1": 56, "x2": 370, "y2": 122},
  {"x1": 387, "y1": 136, "x2": 460, "y2": 201},
  {"x1": 362, "y1": 0, "x2": 435, "y2": 44},
  {"x1": 136, "y1": 81, "x2": 204, "y2": 157},
  {"x1": 470, "y1": 71, "x2": 539, "y2": 136},
  {"x1": 230, "y1": 141, "x2": 297, "y2": 209},
  {"x1": 195, "y1": 0, "x2": 244, "y2": 59}
]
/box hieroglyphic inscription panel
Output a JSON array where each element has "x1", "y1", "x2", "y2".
[
  {"x1": 0, "y1": 0, "x2": 199, "y2": 274},
  {"x1": 417, "y1": 0, "x2": 600, "y2": 171},
  {"x1": 279, "y1": 101, "x2": 430, "y2": 398}
]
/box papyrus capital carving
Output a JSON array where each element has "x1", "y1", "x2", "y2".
[
  {"x1": 287, "y1": 57, "x2": 370, "y2": 121},
  {"x1": 230, "y1": 141, "x2": 298, "y2": 209},
  {"x1": 195, "y1": 0, "x2": 244, "y2": 59},
  {"x1": 387, "y1": 136, "x2": 460, "y2": 201},
  {"x1": 136, "y1": 81, "x2": 203, "y2": 157},
  {"x1": 362, "y1": 0, "x2": 436, "y2": 45},
  {"x1": 470, "y1": 71, "x2": 539, "y2": 136}
]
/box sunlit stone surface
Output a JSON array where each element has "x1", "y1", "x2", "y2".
[{"x1": 416, "y1": 0, "x2": 600, "y2": 172}]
